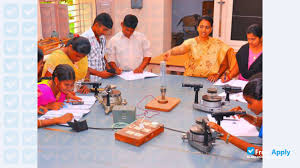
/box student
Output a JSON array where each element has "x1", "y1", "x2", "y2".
[
  {"x1": 215, "y1": 24, "x2": 263, "y2": 82},
  {"x1": 81, "y1": 13, "x2": 115, "y2": 81},
  {"x1": 42, "y1": 36, "x2": 91, "y2": 94},
  {"x1": 107, "y1": 14, "x2": 152, "y2": 74},
  {"x1": 37, "y1": 50, "x2": 74, "y2": 128},
  {"x1": 39, "y1": 64, "x2": 81, "y2": 109},
  {"x1": 208, "y1": 76, "x2": 263, "y2": 156},
  {"x1": 164, "y1": 16, "x2": 236, "y2": 79}
]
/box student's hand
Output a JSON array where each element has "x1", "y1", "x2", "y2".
[
  {"x1": 115, "y1": 68, "x2": 122, "y2": 75},
  {"x1": 207, "y1": 122, "x2": 228, "y2": 141},
  {"x1": 66, "y1": 91, "x2": 79, "y2": 100},
  {"x1": 163, "y1": 50, "x2": 171, "y2": 61},
  {"x1": 38, "y1": 106, "x2": 48, "y2": 115},
  {"x1": 230, "y1": 106, "x2": 247, "y2": 119},
  {"x1": 55, "y1": 113, "x2": 74, "y2": 124},
  {"x1": 207, "y1": 73, "x2": 220, "y2": 82},
  {"x1": 46, "y1": 102, "x2": 64, "y2": 110},
  {"x1": 78, "y1": 85, "x2": 90, "y2": 94},
  {"x1": 102, "y1": 70, "x2": 115, "y2": 78},
  {"x1": 133, "y1": 67, "x2": 144, "y2": 73},
  {"x1": 230, "y1": 106, "x2": 243, "y2": 112},
  {"x1": 221, "y1": 73, "x2": 231, "y2": 83},
  {"x1": 66, "y1": 93, "x2": 82, "y2": 103}
]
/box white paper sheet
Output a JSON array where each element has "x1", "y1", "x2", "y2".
[
  {"x1": 39, "y1": 96, "x2": 96, "y2": 122},
  {"x1": 77, "y1": 96, "x2": 96, "y2": 105},
  {"x1": 118, "y1": 71, "x2": 158, "y2": 80},
  {"x1": 64, "y1": 104, "x2": 93, "y2": 110},
  {"x1": 208, "y1": 114, "x2": 259, "y2": 136},
  {"x1": 214, "y1": 79, "x2": 248, "y2": 89},
  {"x1": 39, "y1": 109, "x2": 90, "y2": 121}
]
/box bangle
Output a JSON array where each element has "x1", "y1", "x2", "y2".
[{"x1": 225, "y1": 133, "x2": 230, "y2": 144}]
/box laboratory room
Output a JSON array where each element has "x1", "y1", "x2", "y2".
[{"x1": 37, "y1": 0, "x2": 263, "y2": 167}]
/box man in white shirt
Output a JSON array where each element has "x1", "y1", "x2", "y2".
[
  {"x1": 81, "y1": 13, "x2": 115, "y2": 81},
  {"x1": 107, "y1": 14, "x2": 152, "y2": 74}
]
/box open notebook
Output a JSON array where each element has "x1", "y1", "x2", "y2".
[{"x1": 39, "y1": 96, "x2": 96, "y2": 123}]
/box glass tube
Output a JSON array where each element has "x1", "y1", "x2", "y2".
[{"x1": 160, "y1": 61, "x2": 166, "y2": 88}]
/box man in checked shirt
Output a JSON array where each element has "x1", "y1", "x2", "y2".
[{"x1": 82, "y1": 13, "x2": 115, "y2": 82}]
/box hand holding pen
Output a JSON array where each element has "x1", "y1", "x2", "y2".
[{"x1": 221, "y1": 72, "x2": 231, "y2": 83}]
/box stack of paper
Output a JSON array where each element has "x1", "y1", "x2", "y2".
[
  {"x1": 118, "y1": 71, "x2": 158, "y2": 80},
  {"x1": 207, "y1": 114, "x2": 259, "y2": 136},
  {"x1": 214, "y1": 79, "x2": 248, "y2": 103},
  {"x1": 214, "y1": 79, "x2": 248, "y2": 89},
  {"x1": 39, "y1": 96, "x2": 96, "y2": 122}
]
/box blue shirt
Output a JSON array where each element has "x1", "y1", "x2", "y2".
[{"x1": 258, "y1": 125, "x2": 263, "y2": 138}]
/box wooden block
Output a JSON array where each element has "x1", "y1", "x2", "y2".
[
  {"x1": 145, "y1": 96, "x2": 181, "y2": 112},
  {"x1": 115, "y1": 119, "x2": 164, "y2": 146}
]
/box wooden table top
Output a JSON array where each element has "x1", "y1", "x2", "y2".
[{"x1": 150, "y1": 53, "x2": 189, "y2": 67}]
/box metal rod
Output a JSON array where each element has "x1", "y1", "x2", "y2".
[{"x1": 218, "y1": 0, "x2": 225, "y2": 37}]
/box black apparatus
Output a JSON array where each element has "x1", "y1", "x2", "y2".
[
  {"x1": 222, "y1": 85, "x2": 242, "y2": 102},
  {"x1": 79, "y1": 82, "x2": 114, "y2": 107},
  {"x1": 211, "y1": 111, "x2": 246, "y2": 125},
  {"x1": 182, "y1": 83, "x2": 242, "y2": 113},
  {"x1": 67, "y1": 120, "x2": 88, "y2": 132},
  {"x1": 182, "y1": 83, "x2": 203, "y2": 104},
  {"x1": 182, "y1": 116, "x2": 216, "y2": 153}
]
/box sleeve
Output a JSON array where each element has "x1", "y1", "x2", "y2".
[
  {"x1": 142, "y1": 35, "x2": 152, "y2": 58},
  {"x1": 106, "y1": 37, "x2": 116, "y2": 63},
  {"x1": 41, "y1": 54, "x2": 57, "y2": 77},
  {"x1": 235, "y1": 44, "x2": 247, "y2": 69},
  {"x1": 225, "y1": 48, "x2": 237, "y2": 72},
  {"x1": 182, "y1": 38, "x2": 193, "y2": 50},
  {"x1": 38, "y1": 84, "x2": 55, "y2": 106}
]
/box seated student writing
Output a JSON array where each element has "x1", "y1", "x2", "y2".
[
  {"x1": 208, "y1": 76, "x2": 263, "y2": 156},
  {"x1": 107, "y1": 14, "x2": 152, "y2": 74},
  {"x1": 37, "y1": 50, "x2": 74, "y2": 127},
  {"x1": 39, "y1": 64, "x2": 81, "y2": 109}
]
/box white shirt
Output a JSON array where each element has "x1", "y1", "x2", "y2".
[
  {"x1": 106, "y1": 31, "x2": 152, "y2": 71},
  {"x1": 81, "y1": 28, "x2": 106, "y2": 82}
]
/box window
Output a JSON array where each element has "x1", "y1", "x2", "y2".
[{"x1": 39, "y1": 0, "x2": 95, "y2": 37}]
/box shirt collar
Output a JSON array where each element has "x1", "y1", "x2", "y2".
[
  {"x1": 87, "y1": 27, "x2": 105, "y2": 40},
  {"x1": 120, "y1": 31, "x2": 136, "y2": 40}
]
